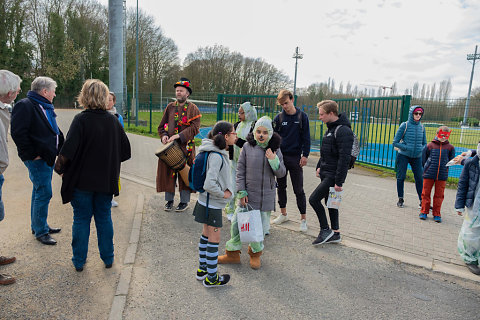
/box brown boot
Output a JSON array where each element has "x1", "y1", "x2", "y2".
[
  {"x1": 248, "y1": 246, "x2": 263, "y2": 270},
  {"x1": 0, "y1": 273, "x2": 15, "y2": 285},
  {"x1": 218, "y1": 250, "x2": 241, "y2": 264}
]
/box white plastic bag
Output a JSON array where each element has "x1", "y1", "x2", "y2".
[
  {"x1": 327, "y1": 187, "x2": 343, "y2": 209},
  {"x1": 237, "y1": 205, "x2": 264, "y2": 243}
]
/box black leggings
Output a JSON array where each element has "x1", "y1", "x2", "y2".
[{"x1": 308, "y1": 176, "x2": 339, "y2": 230}]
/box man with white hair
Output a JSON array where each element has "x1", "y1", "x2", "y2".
[
  {"x1": 11, "y1": 76, "x2": 63, "y2": 245},
  {"x1": 0, "y1": 70, "x2": 22, "y2": 285}
]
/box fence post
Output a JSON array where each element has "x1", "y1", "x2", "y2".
[
  {"x1": 127, "y1": 92, "x2": 131, "y2": 127},
  {"x1": 149, "y1": 93, "x2": 153, "y2": 134},
  {"x1": 400, "y1": 95, "x2": 411, "y2": 123},
  {"x1": 217, "y1": 94, "x2": 224, "y2": 121}
]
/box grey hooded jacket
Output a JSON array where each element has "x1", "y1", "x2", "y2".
[{"x1": 197, "y1": 138, "x2": 234, "y2": 208}]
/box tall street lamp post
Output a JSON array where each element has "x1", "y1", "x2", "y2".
[{"x1": 292, "y1": 47, "x2": 303, "y2": 99}]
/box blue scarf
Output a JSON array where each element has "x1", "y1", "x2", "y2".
[{"x1": 27, "y1": 90, "x2": 59, "y2": 135}]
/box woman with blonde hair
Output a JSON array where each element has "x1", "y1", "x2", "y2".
[{"x1": 55, "y1": 79, "x2": 131, "y2": 272}]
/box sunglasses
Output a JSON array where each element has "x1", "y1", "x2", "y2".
[{"x1": 413, "y1": 112, "x2": 423, "y2": 116}]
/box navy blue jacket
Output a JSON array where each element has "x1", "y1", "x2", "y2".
[
  {"x1": 273, "y1": 107, "x2": 310, "y2": 157},
  {"x1": 392, "y1": 106, "x2": 427, "y2": 158},
  {"x1": 455, "y1": 155, "x2": 480, "y2": 211},
  {"x1": 11, "y1": 97, "x2": 64, "y2": 167},
  {"x1": 422, "y1": 138, "x2": 455, "y2": 181}
]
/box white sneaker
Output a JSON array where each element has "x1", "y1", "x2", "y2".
[
  {"x1": 273, "y1": 214, "x2": 288, "y2": 225},
  {"x1": 299, "y1": 219, "x2": 307, "y2": 232},
  {"x1": 111, "y1": 199, "x2": 119, "y2": 207}
]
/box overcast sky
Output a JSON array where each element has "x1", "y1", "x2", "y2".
[{"x1": 104, "y1": 0, "x2": 480, "y2": 98}]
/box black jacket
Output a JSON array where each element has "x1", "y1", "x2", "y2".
[
  {"x1": 273, "y1": 107, "x2": 310, "y2": 157},
  {"x1": 11, "y1": 97, "x2": 64, "y2": 166},
  {"x1": 54, "y1": 109, "x2": 131, "y2": 204},
  {"x1": 316, "y1": 113, "x2": 353, "y2": 186}
]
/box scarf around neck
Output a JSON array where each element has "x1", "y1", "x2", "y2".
[{"x1": 27, "y1": 90, "x2": 59, "y2": 135}]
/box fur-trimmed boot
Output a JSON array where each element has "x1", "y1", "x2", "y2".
[
  {"x1": 218, "y1": 250, "x2": 241, "y2": 264},
  {"x1": 247, "y1": 246, "x2": 263, "y2": 269}
]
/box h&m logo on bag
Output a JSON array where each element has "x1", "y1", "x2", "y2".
[{"x1": 240, "y1": 223, "x2": 250, "y2": 232}]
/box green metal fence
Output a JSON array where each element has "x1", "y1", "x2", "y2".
[{"x1": 122, "y1": 91, "x2": 480, "y2": 178}]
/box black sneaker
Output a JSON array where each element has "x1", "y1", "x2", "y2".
[
  {"x1": 164, "y1": 201, "x2": 174, "y2": 211},
  {"x1": 397, "y1": 198, "x2": 404, "y2": 208},
  {"x1": 203, "y1": 274, "x2": 230, "y2": 288},
  {"x1": 325, "y1": 232, "x2": 341, "y2": 243},
  {"x1": 196, "y1": 268, "x2": 207, "y2": 281},
  {"x1": 312, "y1": 228, "x2": 334, "y2": 246},
  {"x1": 175, "y1": 202, "x2": 189, "y2": 212}
]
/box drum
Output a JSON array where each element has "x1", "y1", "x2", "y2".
[{"x1": 155, "y1": 140, "x2": 190, "y2": 185}]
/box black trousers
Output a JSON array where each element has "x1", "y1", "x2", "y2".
[
  {"x1": 308, "y1": 176, "x2": 339, "y2": 230},
  {"x1": 277, "y1": 153, "x2": 306, "y2": 215}
]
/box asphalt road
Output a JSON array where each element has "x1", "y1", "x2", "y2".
[{"x1": 123, "y1": 193, "x2": 480, "y2": 320}]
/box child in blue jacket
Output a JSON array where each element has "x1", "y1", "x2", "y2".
[{"x1": 420, "y1": 126, "x2": 455, "y2": 222}]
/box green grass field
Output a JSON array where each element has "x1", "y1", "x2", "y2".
[
  {"x1": 126, "y1": 110, "x2": 478, "y2": 151},
  {"x1": 308, "y1": 121, "x2": 477, "y2": 149}
]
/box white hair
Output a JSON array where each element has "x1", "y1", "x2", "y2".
[
  {"x1": 31, "y1": 76, "x2": 57, "y2": 93},
  {"x1": 0, "y1": 70, "x2": 22, "y2": 96}
]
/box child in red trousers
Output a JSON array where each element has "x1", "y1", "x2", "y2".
[{"x1": 420, "y1": 126, "x2": 455, "y2": 222}]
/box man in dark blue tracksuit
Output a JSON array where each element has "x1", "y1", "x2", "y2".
[{"x1": 272, "y1": 90, "x2": 310, "y2": 232}]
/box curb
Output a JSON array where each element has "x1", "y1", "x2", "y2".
[
  {"x1": 109, "y1": 193, "x2": 145, "y2": 320},
  {"x1": 275, "y1": 219, "x2": 480, "y2": 283}
]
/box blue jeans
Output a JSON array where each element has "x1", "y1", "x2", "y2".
[
  {"x1": 71, "y1": 189, "x2": 114, "y2": 269},
  {"x1": 0, "y1": 174, "x2": 5, "y2": 222},
  {"x1": 24, "y1": 160, "x2": 53, "y2": 237},
  {"x1": 395, "y1": 153, "x2": 423, "y2": 200}
]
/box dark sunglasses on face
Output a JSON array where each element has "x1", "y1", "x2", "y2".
[{"x1": 413, "y1": 112, "x2": 423, "y2": 116}]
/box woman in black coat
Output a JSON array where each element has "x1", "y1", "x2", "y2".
[{"x1": 54, "y1": 79, "x2": 131, "y2": 272}]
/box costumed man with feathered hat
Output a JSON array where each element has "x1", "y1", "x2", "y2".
[{"x1": 157, "y1": 78, "x2": 201, "y2": 212}]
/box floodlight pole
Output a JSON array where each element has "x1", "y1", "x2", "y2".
[
  {"x1": 135, "y1": 0, "x2": 139, "y2": 126},
  {"x1": 292, "y1": 47, "x2": 303, "y2": 98},
  {"x1": 463, "y1": 45, "x2": 479, "y2": 126}
]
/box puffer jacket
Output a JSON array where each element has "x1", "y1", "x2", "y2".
[
  {"x1": 392, "y1": 106, "x2": 427, "y2": 158},
  {"x1": 236, "y1": 132, "x2": 286, "y2": 212},
  {"x1": 316, "y1": 112, "x2": 353, "y2": 187},
  {"x1": 455, "y1": 155, "x2": 480, "y2": 211},
  {"x1": 197, "y1": 138, "x2": 234, "y2": 208},
  {"x1": 422, "y1": 138, "x2": 455, "y2": 181}
]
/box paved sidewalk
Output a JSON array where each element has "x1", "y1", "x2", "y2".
[{"x1": 277, "y1": 156, "x2": 466, "y2": 274}]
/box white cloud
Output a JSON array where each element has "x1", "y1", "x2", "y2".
[{"x1": 101, "y1": 0, "x2": 480, "y2": 98}]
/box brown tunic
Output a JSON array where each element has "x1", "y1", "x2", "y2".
[{"x1": 156, "y1": 101, "x2": 201, "y2": 192}]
